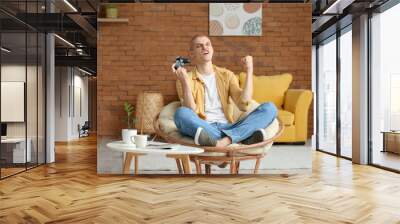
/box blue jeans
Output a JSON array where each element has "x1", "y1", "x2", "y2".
[{"x1": 173, "y1": 102, "x2": 278, "y2": 143}]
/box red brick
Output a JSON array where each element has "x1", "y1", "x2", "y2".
[{"x1": 98, "y1": 3, "x2": 313, "y2": 137}]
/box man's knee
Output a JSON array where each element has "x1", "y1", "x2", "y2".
[
  {"x1": 259, "y1": 102, "x2": 278, "y2": 116},
  {"x1": 174, "y1": 107, "x2": 192, "y2": 123}
]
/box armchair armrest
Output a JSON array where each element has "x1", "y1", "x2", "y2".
[{"x1": 283, "y1": 89, "x2": 313, "y2": 140}]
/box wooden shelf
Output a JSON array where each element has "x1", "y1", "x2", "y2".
[{"x1": 98, "y1": 18, "x2": 129, "y2": 23}]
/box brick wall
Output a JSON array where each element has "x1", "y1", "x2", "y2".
[{"x1": 98, "y1": 3, "x2": 312, "y2": 137}]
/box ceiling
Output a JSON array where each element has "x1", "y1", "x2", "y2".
[
  {"x1": 2, "y1": 0, "x2": 394, "y2": 74},
  {"x1": 311, "y1": 0, "x2": 390, "y2": 42},
  {"x1": 0, "y1": 0, "x2": 97, "y2": 14},
  {"x1": 0, "y1": 0, "x2": 97, "y2": 74},
  {"x1": 1, "y1": 32, "x2": 46, "y2": 65}
]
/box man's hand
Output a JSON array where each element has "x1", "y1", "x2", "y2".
[
  {"x1": 172, "y1": 63, "x2": 189, "y2": 84},
  {"x1": 241, "y1": 55, "x2": 253, "y2": 73}
]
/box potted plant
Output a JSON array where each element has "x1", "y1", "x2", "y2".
[
  {"x1": 105, "y1": 4, "x2": 118, "y2": 19},
  {"x1": 121, "y1": 101, "x2": 137, "y2": 145}
]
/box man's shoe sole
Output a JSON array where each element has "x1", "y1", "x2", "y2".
[{"x1": 242, "y1": 129, "x2": 266, "y2": 145}]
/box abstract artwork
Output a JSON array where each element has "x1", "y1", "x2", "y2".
[{"x1": 209, "y1": 3, "x2": 262, "y2": 36}]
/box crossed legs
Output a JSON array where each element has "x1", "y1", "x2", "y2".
[{"x1": 174, "y1": 102, "x2": 278, "y2": 147}]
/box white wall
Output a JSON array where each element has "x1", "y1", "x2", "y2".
[
  {"x1": 1, "y1": 66, "x2": 26, "y2": 135},
  {"x1": 55, "y1": 67, "x2": 70, "y2": 141},
  {"x1": 1, "y1": 65, "x2": 38, "y2": 137},
  {"x1": 71, "y1": 72, "x2": 89, "y2": 138},
  {"x1": 1, "y1": 82, "x2": 25, "y2": 122},
  {"x1": 54, "y1": 67, "x2": 89, "y2": 141},
  {"x1": 1, "y1": 65, "x2": 26, "y2": 81},
  {"x1": 1, "y1": 63, "x2": 46, "y2": 164}
]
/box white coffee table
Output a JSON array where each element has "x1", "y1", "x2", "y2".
[{"x1": 106, "y1": 141, "x2": 204, "y2": 175}]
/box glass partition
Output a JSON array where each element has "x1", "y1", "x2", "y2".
[
  {"x1": 1, "y1": 31, "x2": 28, "y2": 177},
  {"x1": 38, "y1": 32, "x2": 45, "y2": 165},
  {"x1": 370, "y1": 3, "x2": 400, "y2": 171},
  {"x1": 339, "y1": 27, "x2": 352, "y2": 158},
  {"x1": 0, "y1": 2, "x2": 46, "y2": 179},
  {"x1": 317, "y1": 35, "x2": 337, "y2": 154},
  {"x1": 27, "y1": 31, "x2": 38, "y2": 169}
]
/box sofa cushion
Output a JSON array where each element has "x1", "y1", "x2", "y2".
[
  {"x1": 238, "y1": 73, "x2": 292, "y2": 109},
  {"x1": 158, "y1": 101, "x2": 180, "y2": 134},
  {"x1": 159, "y1": 101, "x2": 180, "y2": 121},
  {"x1": 278, "y1": 110, "x2": 294, "y2": 126}
]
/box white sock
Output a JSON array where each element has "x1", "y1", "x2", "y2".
[
  {"x1": 258, "y1": 128, "x2": 267, "y2": 141},
  {"x1": 194, "y1": 127, "x2": 203, "y2": 146}
]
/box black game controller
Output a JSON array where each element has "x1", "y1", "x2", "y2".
[{"x1": 174, "y1": 57, "x2": 190, "y2": 70}]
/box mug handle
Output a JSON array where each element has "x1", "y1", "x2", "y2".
[{"x1": 130, "y1": 136, "x2": 135, "y2": 144}]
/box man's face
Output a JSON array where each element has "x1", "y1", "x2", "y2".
[{"x1": 190, "y1": 36, "x2": 214, "y2": 64}]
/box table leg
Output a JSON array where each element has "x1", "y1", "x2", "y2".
[
  {"x1": 123, "y1": 153, "x2": 134, "y2": 174},
  {"x1": 176, "y1": 159, "x2": 183, "y2": 174},
  {"x1": 194, "y1": 158, "x2": 201, "y2": 174},
  {"x1": 166, "y1": 155, "x2": 186, "y2": 175},
  {"x1": 182, "y1": 155, "x2": 191, "y2": 174},
  {"x1": 254, "y1": 158, "x2": 261, "y2": 174},
  {"x1": 230, "y1": 158, "x2": 237, "y2": 174},
  {"x1": 134, "y1": 155, "x2": 139, "y2": 175},
  {"x1": 236, "y1": 161, "x2": 240, "y2": 174},
  {"x1": 205, "y1": 164, "x2": 211, "y2": 175},
  {"x1": 123, "y1": 153, "x2": 144, "y2": 175}
]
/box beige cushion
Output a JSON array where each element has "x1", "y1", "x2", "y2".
[
  {"x1": 159, "y1": 102, "x2": 180, "y2": 134},
  {"x1": 159, "y1": 101, "x2": 180, "y2": 121},
  {"x1": 168, "y1": 131, "x2": 195, "y2": 145},
  {"x1": 157, "y1": 101, "x2": 280, "y2": 156}
]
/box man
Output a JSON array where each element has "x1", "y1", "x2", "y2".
[{"x1": 172, "y1": 35, "x2": 277, "y2": 147}]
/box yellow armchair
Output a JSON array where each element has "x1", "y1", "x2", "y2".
[
  {"x1": 238, "y1": 73, "x2": 313, "y2": 144},
  {"x1": 279, "y1": 89, "x2": 313, "y2": 143}
]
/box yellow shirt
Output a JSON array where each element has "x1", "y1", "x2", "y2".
[{"x1": 176, "y1": 64, "x2": 250, "y2": 123}]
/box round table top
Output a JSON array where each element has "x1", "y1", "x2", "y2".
[{"x1": 106, "y1": 141, "x2": 204, "y2": 155}]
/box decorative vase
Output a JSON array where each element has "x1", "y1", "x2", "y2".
[
  {"x1": 105, "y1": 5, "x2": 118, "y2": 19},
  {"x1": 122, "y1": 129, "x2": 137, "y2": 145},
  {"x1": 135, "y1": 91, "x2": 164, "y2": 134}
]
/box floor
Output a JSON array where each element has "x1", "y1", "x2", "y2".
[
  {"x1": 1, "y1": 163, "x2": 44, "y2": 179},
  {"x1": 0, "y1": 167, "x2": 25, "y2": 177},
  {"x1": 0, "y1": 135, "x2": 400, "y2": 223},
  {"x1": 372, "y1": 150, "x2": 400, "y2": 171}
]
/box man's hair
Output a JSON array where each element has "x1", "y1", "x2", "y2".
[{"x1": 189, "y1": 34, "x2": 210, "y2": 51}]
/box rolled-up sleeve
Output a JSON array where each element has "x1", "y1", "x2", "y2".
[
  {"x1": 176, "y1": 80, "x2": 185, "y2": 105},
  {"x1": 228, "y1": 71, "x2": 250, "y2": 111}
]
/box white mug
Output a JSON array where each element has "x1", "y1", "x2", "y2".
[
  {"x1": 134, "y1": 135, "x2": 148, "y2": 148},
  {"x1": 122, "y1": 129, "x2": 137, "y2": 145}
]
